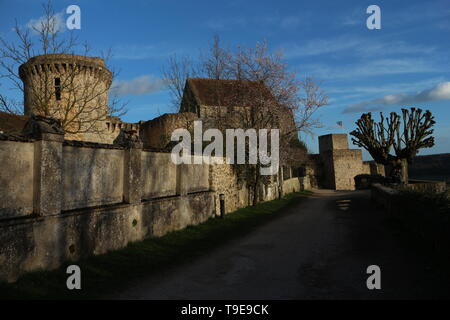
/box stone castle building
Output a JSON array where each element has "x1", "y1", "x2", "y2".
[
  {"x1": 17, "y1": 54, "x2": 140, "y2": 143},
  {"x1": 1, "y1": 54, "x2": 384, "y2": 191},
  {"x1": 0, "y1": 54, "x2": 385, "y2": 281},
  {"x1": 315, "y1": 134, "x2": 385, "y2": 190}
]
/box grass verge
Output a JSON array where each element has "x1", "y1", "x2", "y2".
[{"x1": 0, "y1": 191, "x2": 312, "y2": 300}]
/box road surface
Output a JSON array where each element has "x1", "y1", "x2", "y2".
[{"x1": 113, "y1": 189, "x2": 449, "y2": 299}]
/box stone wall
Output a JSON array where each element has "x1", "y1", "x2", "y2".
[
  {"x1": 0, "y1": 132, "x2": 216, "y2": 282},
  {"x1": 407, "y1": 179, "x2": 447, "y2": 193},
  {"x1": 363, "y1": 161, "x2": 386, "y2": 176},
  {"x1": 331, "y1": 149, "x2": 364, "y2": 190},
  {"x1": 209, "y1": 161, "x2": 248, "y2": 215},
  {"x1": 0, "y1": 191, "x2": 213, "y2": 283},
  {"x1": 62, "y1": 146, "x2": 125, "y2": 210},
  {"x1": 65, "y1": 118, "x2": 141, "y2": 145},
  {"x1": 318, "y1": 134, "x2": 349, "y2": 154},
  {"x1": 0, "y1": 140, "x2": 34, "y2": 219},
  {"x1": 362, "y1": 162, "x2": 371, "y2": 175},
  {"x1": 312, "y1": 134, "x2": 385, "y2": 190},
  {"x1": 304, "y1": 154, "x2": 323, "y2": 189},
  {"x1": 320, "y1": 148, "x2": 366, "y2": 190},
  {"x1": 141, "y1": 152, "x2": 178, "y2": 199},
  {"x1": 0, "y1": 129, "x2": 305, "y2": 282},
  {"x1": 139, "y1": 113, "x2": 197, "y2": 149},
  {"x1": 283, "y1": 177, "x2": 301, "y2": 194}
]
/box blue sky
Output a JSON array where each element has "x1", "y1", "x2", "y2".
[{"x1": 1, "y1": 0, "x2": 449, "y2": 158}]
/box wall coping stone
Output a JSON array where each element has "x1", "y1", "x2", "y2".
[{"x1": 63, "y1": 139, "x2": 126, "y2": 150}]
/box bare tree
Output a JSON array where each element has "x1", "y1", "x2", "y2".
[
  {"x1": 217, "y1": 43, "x2": 310, "y2": 203},
  {"x1": 0, "y1": 1, "x2": 126, "y2": 137},
  {"x1": 163, "y1": 37, "x2": 327, "y2": 204},
  {"x1": 164, "y1": 37, "x2": 327, "y2": 137},
  {"x1": 162, "y1": 35, "x2": 230, "y2": 112},
  {"x1": 162, "y1": 54, "x2": 197, "y2": 112},
  {"x1": 0, "y1": 86, "x2": 21, "y2": 114},
  {"x1": 350, "y1": 108, "x2": 435, "y2": 184},
  {"x1": 201, "y1": 35, "x2": 232, "y2": 80}
]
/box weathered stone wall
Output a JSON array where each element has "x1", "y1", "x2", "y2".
[
  {"x1": 331, "y1": 149, "x2": 364, "y2": 190},
  {"x1": 62, "y1": 146, "x2": 125, "y2": 210},
  {"x1": 0, "y1": 191, "x2": 213, "y2": 282},
  {"x1": 64, "y1": 118, "x2": 141, "y2": 145},
  {"x1": 304, "y1": 154, "x2": 323, "y2": 189},
  {"x1": 188, "y1": 158, "x2": 210, "y2": 193},
  {"x1": 208, "y1": 160, "x2": 283, "y2": 215},
  {"x1": 264, "y1": 177, "x2": 279, "y2": 201},
  {"x1": 319, "y1": 150, "x2": 336, "y2": 189},
  {"x1": 299, "y1": 176, "x2": 311, "y2": 191},
  {"x1": 139, "y1": 113, "x2": 197, "y2": 149},
  {"x1": 318, "y1": 134, "x2": 349, "y2": 154},
  {"x1": 408, "y1": 179, "x2": 447, "y2": 193},
  {"x1": 315, "y1": 134, "x2": 385, "y2": 190},
  {"x1": 0, "y1": 134, "x2": 217, "y2": 282},
  {"x1": 0, "y1": 134, "x2": 300, "y2": 282},
  {"x1": 209, "y1": 161, "x2": 247, "y2": 214},
  {"x1": 362, "y1": 162, "x2": 371, "y2": 175},
  {"x1": 319, "y1": 149, "x2": 365, "y2": 190},
  {"x1": 141, "y1": 152, "x2": 178, "y2": 199},
  {"x1": 283, "y1": 177, "x2": 301, "y2": 194},
  {"x1": 0, "y1": 140, "x2": 34, "y2": 219}
]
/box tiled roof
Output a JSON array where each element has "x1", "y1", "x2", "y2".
[
  {"x1": 187, "y1": 78, "x2": 276, "y2": 107},
  {"x1": 0, "y1": 111, "x2": 29, "y2": 135}
]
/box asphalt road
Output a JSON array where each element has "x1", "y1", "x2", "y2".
[{"x1": 114, "y1": 189, "x2": 450, "y2": 299}]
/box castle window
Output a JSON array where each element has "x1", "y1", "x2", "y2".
[{"x1": 54, "y1": 78, "x2": 61, "y2": 100}]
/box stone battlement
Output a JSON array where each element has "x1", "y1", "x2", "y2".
[{"x1": 19, "y1": 54, "x2": 112, "y2": 84}]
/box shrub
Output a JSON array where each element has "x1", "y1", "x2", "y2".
[{"x1": 391, "y1": 189, "x2": 450, "y2": 253}]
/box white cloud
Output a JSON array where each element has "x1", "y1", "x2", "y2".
[
  {"x1": 111, "y1": 75, "x2": 165, "y2": 97},
  {"x1": 282, "y1": 36, "x2": 435, "y2": 59},
  {"x1": 326, "y1": 77, "x2": 445, "y2": 98},
  {"x1": 343, "y1": 81, "x2": 450, "y2": 113},
  {"x1": 26, "y1": 11, "x2": 66, "y2": 34},
  {"x1": 205, "y1": 14, "x2": 307, "y2": 31},
  {"x1": 303, "y1": 58, "x2": 439, "y2": 80}
]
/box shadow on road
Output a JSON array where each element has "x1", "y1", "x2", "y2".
[{"x1": 115, "y1": 189, "x2": 450, "y2": 299}]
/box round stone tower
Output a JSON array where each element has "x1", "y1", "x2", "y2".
[{"x1": 18, "y1": 54, "x2": 112, "y2": 139}]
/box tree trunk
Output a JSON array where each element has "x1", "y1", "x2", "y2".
[
  {"x1": 389, "y1": 158, "x2": 409, "y2": 185},
  {"x1": 400, "y1": 158, "x2": 408, "y2": 185},
  {"x1": 278, "y1": 166, "x2": 284, "y2": 199},
  {"x1": 252, "y1": 168, "x2": 260, "y2": 206}
]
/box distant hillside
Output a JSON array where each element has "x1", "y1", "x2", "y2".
[{"x1": 409, "y1": 153, "x2": 450, "y2": 182}]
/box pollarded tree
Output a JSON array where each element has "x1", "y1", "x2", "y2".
[{"x1": 350, "y1": 108, "x2": 435, "y2": 184}]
